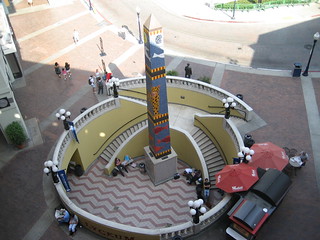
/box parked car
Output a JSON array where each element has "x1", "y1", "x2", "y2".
[{"x1": 226, "y1": 168, "x2": 292, "y2": 240}]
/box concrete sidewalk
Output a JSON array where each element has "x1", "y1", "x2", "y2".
[{"x1": 1, "y1": 1, "x2": 320, "y2": 240}]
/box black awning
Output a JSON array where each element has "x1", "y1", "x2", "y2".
[
  {"x1": 233, "y1": 200, "x2": 266, "y2": 230},
  {"x1": 251, "y1": 168, "x2": 291, "y2": 206}
]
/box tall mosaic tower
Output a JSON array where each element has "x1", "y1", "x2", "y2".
[
  {"x1": 143, "y1": 15, "x2": 177, "y2": 186},
  {"x1": 143, "y1": 15, "x2": 171, "y2": 159}
]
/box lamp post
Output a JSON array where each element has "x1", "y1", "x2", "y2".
[
  {"x1": 188, "y1": 199, "x2": 207, "y2": 224},
  {"x1": 302, "y1": 32, "x2": 320, "y2": 77},
  {"x1": 136, "y1": 7, "x2": 143, "y2": 44},
  {"x1": 231, "y1": 0, "x2": 236, "y2": 20},
  {"x1": 222, "y1": 97, "x2": 236, "y2": 119},
  {"x1": 43, "y1": 160, "x2": 59, "y2": 183},
  {"x1": 55, "y1": 109, "x2": 71, "y2": 130},
  {"x1": 108, "y1": 77, "x2": 120, "y2": 97},
  {"x1": 99, "y1": 37, "x2": 106, "y2": 56},
  {"x1": 88, "y1": 0, "x2": 93, "y2": 10},
  {"x1": 238, "y1": 147, "x2": 255, "y2": 164}
]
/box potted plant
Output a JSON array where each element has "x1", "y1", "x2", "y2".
[{"x1": 5, "y1": 121, "x2": 27, "y2": 148}]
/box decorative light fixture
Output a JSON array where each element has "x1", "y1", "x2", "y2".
[
  {"x1": 238, "y1": 147, "x2": 255, "y2": 163},
  {"x1": 222, "y1": 97, "x2": 236, "y2": 119},
  {"x1": 43, "y1": 159, "x2": 59, "y2": 183},
  {"x1": 302, "y1": 32, "x2": 320, "y2": 76},
  {"x1": 136, "y1": 7, "x2": 143, "y2": 44},
  {"x1": 55, "y1": 109, "x2": 71, "y2": 130},
  {"x1": 188, "y1": 199, "x2": 207, "y2": 224}
]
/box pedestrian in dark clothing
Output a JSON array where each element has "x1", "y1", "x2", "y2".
[
  {"x1": 196, "y1": 183, "x2": 203, "y2": 200},
  {"x1": 54, "y1": 62, "x2": 61, "y2": 78},
  {"x1": 185, "y1": 63, "x2": 192, "y2": 78},
  {"x1": 97, "y1": 77, "x2": 104, "y2": 94},
  {"x1": 203, "y1": 178, "x2": 211, "y2": 202}
]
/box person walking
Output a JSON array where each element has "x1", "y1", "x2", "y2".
[
  {"x1": 73, "y1": 29, "x2": 79, "y2": 44},
  {"x1": 184, "y1": 63, "x2": 192, "y2": 78},
  {"x1": 65, "y1": 62, "x2": 72, "y2": 78},
  {"x1": 89, "y1": 75, "x2": 96, "y2": 93},
  {"x1": 54, "y1": 62, "x2": 61, "y2": 78}
]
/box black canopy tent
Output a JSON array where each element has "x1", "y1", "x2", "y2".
[{"x1": 251, "y1": 168, "x2": 292, "y2": 206}]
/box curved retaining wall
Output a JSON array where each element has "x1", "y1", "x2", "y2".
[{"x1": 52, "y1": 77, "x2": 249, "y2": 239}]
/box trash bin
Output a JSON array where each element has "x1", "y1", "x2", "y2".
[
  {"x1": 233, "y1": 157, "x2": 240, "y2": 164},
  {"x1": 139, "y1": 163, "x2": 146, "y2": 173},
  {"x1": 236, "y1": 94, "x2": 243, "y2": 101},
  {"x1": 292, "y1": 63, "x2": 302, "y2": 77},
  {"x1": 74, "y1": 164, "x2": 84, "y2": 177},
  {"x1": 243, "y1": 134, "x2": 255, "y2": 148},
  {"x1": 112, "y1": 169, "x2": 118, "y2": 176}
]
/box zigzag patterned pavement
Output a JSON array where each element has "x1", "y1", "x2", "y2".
[{"x1": 67, "y1": 157, "x2": 198, "y2": 229}]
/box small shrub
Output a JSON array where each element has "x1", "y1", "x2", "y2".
[
  {"x1": 198, "y1": 76, "x2": 211, "y2": 84},
  {"x1": 5, "y1": 121, "x2": 27, "y2": 146},
  {"x1": 166, "y1": 70, "x2": 179, "y2": 76}
]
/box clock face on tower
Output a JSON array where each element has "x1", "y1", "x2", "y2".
[
  {"x1": 150, "y1": 32, "x2": 163, "y2": 47},
  {"x1": 155, "y1": 34, "x2": 162, "y2": 45},
  {"x1": 0, "y1": 97, "x2": 10, "y2": 109}
]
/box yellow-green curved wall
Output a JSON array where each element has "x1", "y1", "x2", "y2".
[
  {"x1": 61, "y1": 99, "x2": 147, "y2": 171},
  {"x1": 120, "y1": 86, "x2": 243, "y2": 118},
  {"x1": 60, "y1": 97, "x2": 237, "y2": 173}
]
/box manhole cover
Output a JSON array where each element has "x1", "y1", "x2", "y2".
[{"x1": 304, "y1": 44, "x2": 312, "y2": 50}]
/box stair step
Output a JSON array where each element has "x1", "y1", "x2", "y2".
[
  {"x1": 207, "y1": 159, "x2": 225, "y2": 169},
  {"x1": 192, "y1": 129, "x2": 203, "y2": 139},
  {"x1": 198, "y1": 138, "x2": 212, "y2": 149},
  {"x1": 107, "y1": 143, "x2": 117, "y2": 152},
  {"x1": 202, "y1": 146, "x2": 217, "y2": 156},
  {"x1": 115, "y1": 137, "x2": 123, "y2": 146},
  {"x1": 208, "y1": 165, "x2": 225, "y2": 174},
  {"x1": 99, "y1": 154, "x2": 109, "y2": 163},
  {"x1": 119, "y1": 134, "x2": 125, "y2": 142}
]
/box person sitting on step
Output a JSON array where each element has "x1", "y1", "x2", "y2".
[{"x1": 115, "y1": 157, "x2": 128, "y2": 176}]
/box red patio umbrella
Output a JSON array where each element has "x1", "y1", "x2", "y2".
[
  {"x1": 248, "y1": 142, "x2": 288, "y2": 171},
  {"x1": 215, "y1": 163, "x2": 259, "y2": 193}
]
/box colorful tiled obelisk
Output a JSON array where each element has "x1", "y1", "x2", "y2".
[{"x1": 143, "y1": 15, "x2": 177, "y2": 185}]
